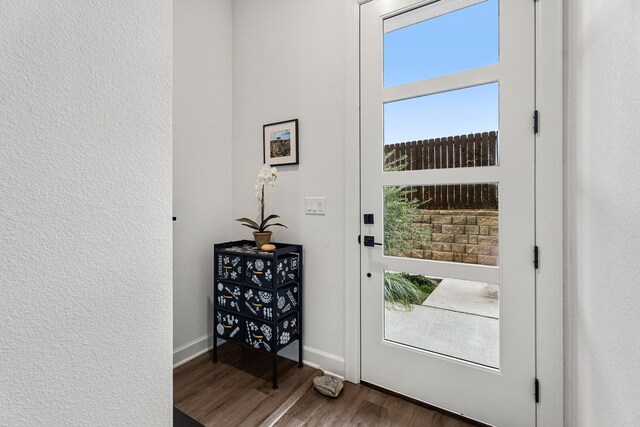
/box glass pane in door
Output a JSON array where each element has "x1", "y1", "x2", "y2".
[
  {"x1": 384, "y1": 183, "x2": 499, "y2": 266},
  {"x1": 384, "y1": 271, "x2": 499, "y2": 368},
  {"x1": 384, "y1": 0, "x2": 498, "y2": 87},
  {"x1": 384, "y1": 83, "x2": 499, "y2": 168}
]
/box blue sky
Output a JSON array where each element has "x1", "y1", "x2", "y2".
[
  {"x1": 270, "y1": 129, "x2": 290, "y2": 141},
  {"x1": 383, "y1": 0, "x2": 498, "y2": 145}
]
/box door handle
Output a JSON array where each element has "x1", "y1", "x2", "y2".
[{"x1": 363, "y1": 235, "x2": 382, "y2": 247}]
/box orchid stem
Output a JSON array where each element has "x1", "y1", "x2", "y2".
[{"x1": 260, "y1": 185, "x2": 265, "y2": 230}]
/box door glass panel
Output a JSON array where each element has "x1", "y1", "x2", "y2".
[
  {"x1": 384, "y1": 0, "x2": 498, "y2": 87},
  {"x1": 384, "y1": 183, "x2": 499, "y2": 266},
  {"x1": 384, "y1": 271, "x2": 499, "y2": 368},
  {"x1": 384, "y1": 83, "x2": 499, "y2": 167}
]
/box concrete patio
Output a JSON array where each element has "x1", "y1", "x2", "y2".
[{"x1": 384, "y1": 278, "x2": 499, "y2": 368}]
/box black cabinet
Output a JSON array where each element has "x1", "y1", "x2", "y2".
[{"x1": 213, "y1": 240, "x2": 303, "y2": 388}]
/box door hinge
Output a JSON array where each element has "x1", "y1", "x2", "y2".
[
  {"x1": 534, "y1": 378, "x2": 540, "y2": 403},
  {"x1": 533, "y1": 110, "x2": 539, "y2": 134},
  {"x1": 358, "y1": 234, "x2": 361, "y2": 245},
  {"x1": 534, "y1": 246, "x2": 539, "y2": 269}
]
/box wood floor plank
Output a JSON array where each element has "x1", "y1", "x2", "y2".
[
  {"x1": 273, "y1": 387, "x2": 342, "y2": 427},
  {"x1": 348, "y1": 399, "x2": 388, "y2": 426},
  {"x1": 175, "y1": 343, "x2": 476, "y2": 427},
  {"x1": 258, "y1": 376, "x2": 311, "y2": 427}
]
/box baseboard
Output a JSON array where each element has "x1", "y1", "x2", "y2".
[
  {"x1": 266, "y1": 341, "x2": 346, "y2": 378},
  {"x1": 173, "y1": 334, "x2": 218, "y2": 368},
  {"x1": 301, "y1": 344, "x2": 346, "y2": 379},
  {"x1": 173, "y1": 334, "x2": 345, "y2": 377}
]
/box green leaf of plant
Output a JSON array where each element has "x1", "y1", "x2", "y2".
[
  {"x1": 259, "y1": 214, "x2": 281, "y2": 230},
  {"x1": 236, "y1": 217, "x2": 260, "y2": 229},
  {"x1": 239, "y1": 223, "x2": 260, "y2": 231},
  {"x1": 263, "y1": 222, "x2": 287, "y2": 230}
]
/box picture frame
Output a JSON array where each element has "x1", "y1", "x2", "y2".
[{"x1": 263, "y1": 119, "x2": 299, "y2": 166}]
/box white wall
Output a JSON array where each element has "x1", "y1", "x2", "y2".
[
  {"x1": 173, "y1": 0, "x2": 233, "y2": 366},
  {"x1": 564, "y1": 1, "x2": 640, "y2": 425},
  {"x1": 0, "y1": 1, "x2": 172, "y2": 425},
  {"x1": 232, "y1": 0, "x2": 347, "y2": 373}
]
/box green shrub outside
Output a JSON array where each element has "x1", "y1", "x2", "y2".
[{"x1": 383, "y1": 151, "x2": 438, "y2": 309}]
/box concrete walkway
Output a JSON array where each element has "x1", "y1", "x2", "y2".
[
  {"x1": 384, "y1": 278, "x2": 499, "y2": 368},
  {"x1": 423, "y1": 278, "x2": 498, "y2": 319}
]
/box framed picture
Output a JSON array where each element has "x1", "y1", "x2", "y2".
[{"x1": 263, "y1": 119, "x2": 299, "y2": 166}]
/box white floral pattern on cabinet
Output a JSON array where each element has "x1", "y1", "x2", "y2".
[
  {"x1": 216, "y1": 310, "x2": 241, "y2": 342},
  {"x1": 242, "y1": 284, "x2": 298, "y2": 321},
  {"x1": 216, "y1": 282, "x2": 241, "y2": 313},
  {"x1": 217, "y1": 254, "x2": 242, "y2": 281},
  {"x1": 244, "y1": 314, "x2": 298, "y2": 352},
  {"x1": 245, "y1": 254, "x2": 299, "y2": 288}
]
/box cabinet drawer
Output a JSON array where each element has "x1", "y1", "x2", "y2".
[
  {"x1": 244, "y1": 257, "x2": 273, "y2": 287},
  {"x1": 217, "y1": 254, "x2": 242, "y2": 282},
  {"x1": 242, "y1": 287, "x2": 275, "y2": 320},
  {"x1": 242, "y1": 283, "x2": 299, "y2": 321},
  {"x1": 244, "y1": 254, "x2": 299, "y2": 288},
  {"x1": 216, "y1": 281, "x2": 241, "y2": 313},
  {"x1": 244, "y1": 314, "x2": 299, "y2": 352},
  {"x1": 275, "y1": 283, "x2": 299, "y2": 318},
  {"x1": 215, "y1": 310, "x2": 242, "y2": 342}
]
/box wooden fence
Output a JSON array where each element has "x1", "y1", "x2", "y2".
[{"x1": 384, "y1": 131, "x2": 498, "y2": 209}]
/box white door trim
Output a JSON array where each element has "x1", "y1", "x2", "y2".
[
  {"x1": 343, "y1": 0, "x2": 368, "y2": 385},
  {"x1": 384, "y1": 0, "x2": 485, "y2": 33},
  {"x1": 382, "y1": 64, "x2": 499, "y2": 103},
  {"x1": 343, "y1": 0, "x2": 563, "y2": 424},
  {"x1": 533, "y1": 0, "x2": 564, "y2": 424}
]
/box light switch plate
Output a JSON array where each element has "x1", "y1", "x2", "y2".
[{"x1": 305, "y1": 197, "x2": 326, "y2": 215}]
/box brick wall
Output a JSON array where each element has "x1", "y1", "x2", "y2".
[{"x1": 409, "y1": 209, "x2": 499, "y2": 266}]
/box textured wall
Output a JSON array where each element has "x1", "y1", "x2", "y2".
[
  {"x1": 232, "y1": 0, "x2": 347, "y2": 373},
  {"x1": 0, "y1": 1, "x2": 172, "y2": 425},
  {"x1": 173, "y1": 0, "x2": 232, "y2": 365},
  {"x1": 565, "y1": 1, "x2": 640, "y2": 425}
]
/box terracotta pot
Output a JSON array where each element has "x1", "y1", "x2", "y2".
[{"x1": 253, "y1": 231, "x2": 272, "y2": 249}]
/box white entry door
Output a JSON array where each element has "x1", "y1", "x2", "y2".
[{"x1": 360, "y1": 0, "x2": 536, "y2": 425}]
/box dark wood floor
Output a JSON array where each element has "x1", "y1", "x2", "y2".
[{"x1": 174, "y1": 343, "x2": 474, "y2": 427}]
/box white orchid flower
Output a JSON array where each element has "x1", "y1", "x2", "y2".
[{"x1": 236, "y1": 164, "x2": 286, "y2": 233}]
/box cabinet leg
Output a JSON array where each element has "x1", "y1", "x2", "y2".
[
  {"x1": 272, "y1": 354, "x2": 278, "y2": 389},
  {"x1": 212, "y1": 337, "x2": 218, "y2": 363},
  {"x1": 298, "y1": 339, "x2": 303, "y2": 368}
]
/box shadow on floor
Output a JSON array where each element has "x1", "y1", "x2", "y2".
[{"x1": 174, "y1": 406, "x2": 204, "y2": 427}]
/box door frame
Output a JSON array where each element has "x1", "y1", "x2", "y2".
[{"x1": 343, "y1": 0, "x2": 563, "y2": 425}]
